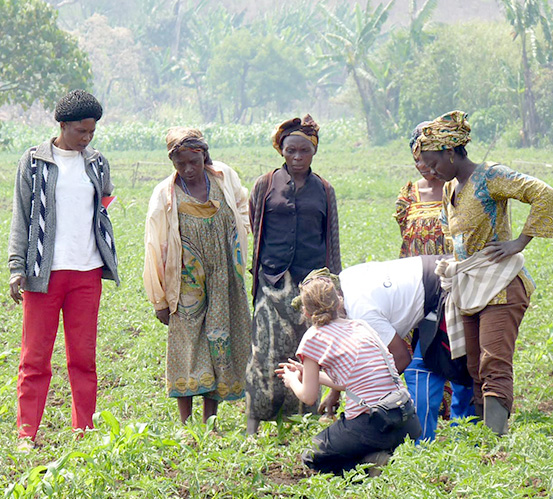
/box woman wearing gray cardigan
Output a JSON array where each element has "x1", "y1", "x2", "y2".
[{"x1": 8, "y1": 90, "x2": 118, "y2": 450}]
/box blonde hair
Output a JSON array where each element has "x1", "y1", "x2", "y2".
[{"x1": 300, "y1": 277, "x2": 341, "y2": 327}]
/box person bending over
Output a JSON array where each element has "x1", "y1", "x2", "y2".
[{"x1": 323, "y1": 256, "x2": 475, "y2": 441}]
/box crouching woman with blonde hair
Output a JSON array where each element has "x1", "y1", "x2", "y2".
[{"x1": 277, "y1": 273, "x2": 421, "y2": 475}]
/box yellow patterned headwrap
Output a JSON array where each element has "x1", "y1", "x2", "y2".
[
  {"x1": 272, "y1": 114, "x2": 319, "y2": 156},
  {"x1": 412, "y1": 110, "x2": 471, "y2": 159}
]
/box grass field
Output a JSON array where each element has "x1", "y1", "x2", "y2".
[{"x1": 0, "y1": 141, "x2": 552, "y2": 498}]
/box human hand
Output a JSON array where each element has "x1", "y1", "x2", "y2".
[
  {"x1": 280, "y1": 365, "x2": 301, "y2": 389},
  {"x1": 483, "y1": 239, "x2": 526, "y2": 262},
  {"x1": 155, "y1": 308, "x2": 170, "y2": 325},
  {"x1": 318, "y1": 389, "x2": 341, "y2": 417},
  {"x1": 275, "y1": 358, "x2": 303, "y2": 379},
  {"x1": 9, "y1": 275, "x2": 26, "y2": 304}
]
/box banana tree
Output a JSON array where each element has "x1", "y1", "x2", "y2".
[
  {"x1": 318, "y1": 0, "x2": 396, "y2": 141},
  {"x1": 497, "y1": 0, "x2": 553, "y2": 146}
]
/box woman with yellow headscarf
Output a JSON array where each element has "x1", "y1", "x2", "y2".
[
  {"x1": 415, "y1": 111, "x2": 553, "y2": 435},
  {"x1": 245, "y1": 115, "x2": 342, "y2": 434},
  {"x1": 143, "y1": 127, "x2": 251, "y2": 425}
]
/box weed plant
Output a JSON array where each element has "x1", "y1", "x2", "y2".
[{"x1": 0, "y1": 142, "x2": 552, "y2": 498}]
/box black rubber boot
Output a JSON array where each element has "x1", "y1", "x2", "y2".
[
  {"x1": 484, "y1": 396, "x2": 509, "y2": 436},
  {"x1": 474, "y1": 402, "x2": 483, "y2": 421}
]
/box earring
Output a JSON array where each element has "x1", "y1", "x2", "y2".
[{"x1": 450, "y1": 156, "x2": 454, "y2": 164}]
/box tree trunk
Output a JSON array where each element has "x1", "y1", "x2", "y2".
[
  {"x1": 172, "y1": 0, "x2": 184, "y2": 59},
  {"x1": 520, "y1": 32, "x2": 540, "y2": 146},
  {"x1": 234, "y1": 65, "x2": 249, "y2": 123},
  {"x1": 351, "y1": 69, "x2": 372, "y2": 141}
]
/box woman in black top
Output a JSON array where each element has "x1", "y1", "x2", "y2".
[{"x1": 245, "y1": 115, "x2": 341, "y2": 434}]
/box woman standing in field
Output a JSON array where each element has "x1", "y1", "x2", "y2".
[
  {"x1": 395, "y1": 122, "x2": 473, "y2": 441},
  {"x1": 8, "y1": 90, "x2": 119, "y2": 450},
  {"x1": 143, "y1": 127, "x2": 251, "y2": 424},
  {"x1": 414, "y1": 110, "x2": 553, "y2": 435},
  {"x1": 246, "y1": 115, "x2": 341, "y2": 434},
  {"x1": 395, "y1": 121, "x2": 450, "y2": 258},
  {"x1": 277, "y1": 275, "x2": 421, "y2": 475}
]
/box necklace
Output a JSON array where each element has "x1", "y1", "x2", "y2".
[{"x1": 178, "y1": 171, "x2": 210, "y2": 198}]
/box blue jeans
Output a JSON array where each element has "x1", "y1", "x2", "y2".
[{"x1": 404, "y1": 342, "x2": 475, "y2": 442}]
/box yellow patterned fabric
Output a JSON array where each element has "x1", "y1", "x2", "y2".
[
  {"x1": 271, "y1": 114, "x2": 319, "y2": 155},
  {"x1": 178, "y1": 199, "x2": 220, "y2": 218},
  {"x1": 440, "y1": 161, "x2": 553, "y2": 304},
  {"x1": 412, "y1": 110, "x2": 471, "y2": 159}
]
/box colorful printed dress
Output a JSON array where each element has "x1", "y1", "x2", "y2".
[
  {"x1": 166, "y1": 172, "x2": 251, "y2": 400},
  {"x1": 395, "y1": 180, "x2": 454, "y2": 424},
  {"x1": 395, "y1": 181, "x2": 451, "y2": 258}
]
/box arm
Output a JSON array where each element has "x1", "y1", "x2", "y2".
[
  {"x1": 484, "y1": 234, "x2": 533, "y2": 262},
  {"x1": 319, "y1": 370, "x2": 346, "y2": 391},
  {"x1": 280, "y1": 357, "x2": 321, "y2": 407},
  {"x1": 393, "y1": 182, "x2": 412, "y2": 231},
  {"x1": 348, "y1": 309, "x2": 411, "y2": 372},
  {"x1": 277, "y1": 358, "x2": 345, "y2": 391},
  {"x1": 318, "y1": 388, "x2": 342, "y2": 416},
  {"x1": 387, "y1": 333, "x2": 412, "y2": 374},
  {"x1": 227, "y1": 165, "x2": 250, "y2": 234},
  {"x1": 100, "y1": 154, "x2": 114, "y2": 196},
  {"x1": 484, "y1": 165, "x2": 553, "y2": 261},
  {"x1": 439, "y1": 202, "x2": 454, "y2": 254},
  {"x1": 143, "y1": 186, "x2": 170, "y2": 314},
  {"x1": 8, "y1": 152, "x2": 33, "y2": 303},
  {"x1": 248, "y1": 180, "x2": 259, "y2": 231},
  {"x1": 326, "y1": 183, "x2": 342, "y2": 274}
]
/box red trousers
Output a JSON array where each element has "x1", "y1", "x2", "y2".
[{"x1": 17, "y1": 268, "x2": 103, "y2": 440}]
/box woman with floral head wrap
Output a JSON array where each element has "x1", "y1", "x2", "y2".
[
  {"x1": 245, "y1": 115, "x2": 341, "y2": 434},
  {"x1": 143, "y1": 127, "x2": 251, "y2": 425},
  {"x1": 415, "y1": 110, "x2": 553, "y2": 435}
]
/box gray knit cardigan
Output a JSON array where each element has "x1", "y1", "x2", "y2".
[{"x1": 8, "y1": 138, "x2": 119, "y2": 293}]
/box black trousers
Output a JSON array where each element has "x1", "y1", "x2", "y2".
[{"x1": 302, "y1": 411, "x2": 422, "y2": 475}]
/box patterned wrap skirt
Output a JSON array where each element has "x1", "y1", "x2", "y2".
[{"x1": 246, "y1": 271, "x2": 319, "y2": 420}]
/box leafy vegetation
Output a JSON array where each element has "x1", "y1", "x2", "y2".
[
  {"x1": 0, "y1": 140, "x2": 552, "y2": 497},
  {"x1": 1, "y1": 1, "x2": 553, "y2": 146},
  {"x1": 0, "y1": 0, "x2": 91, "y2": 109},
  {"x1": 0, "y1": 119, "x2": 367, "y2": 153}
]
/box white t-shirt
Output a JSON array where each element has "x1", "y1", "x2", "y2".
[
  {"x1": 339, "y1": 257, "x2": 425, "y2": 346},
  {"x1": 51, "y1": 145, "x2": 103, "y2": 271}
]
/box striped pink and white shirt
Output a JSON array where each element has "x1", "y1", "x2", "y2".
[{"x1": 296, "y1": 318, "x2": 399, "y2": 419}]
